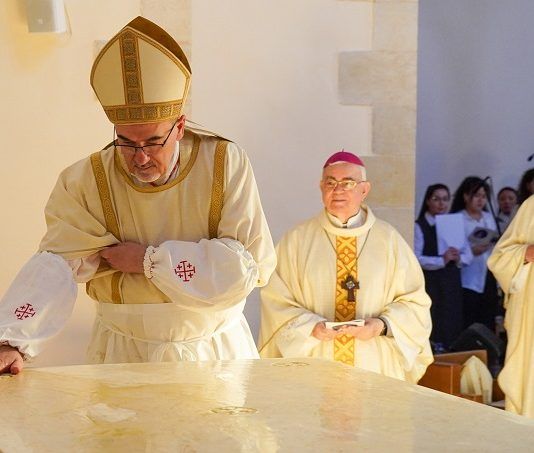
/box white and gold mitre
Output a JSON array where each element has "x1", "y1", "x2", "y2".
[{"x1": 90, "y1": 16, "x2": 191, "y2": 125}]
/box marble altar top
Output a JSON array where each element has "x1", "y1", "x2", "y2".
[{"x1": 1, "y1": 358, "x2": 533, "y2": 452}]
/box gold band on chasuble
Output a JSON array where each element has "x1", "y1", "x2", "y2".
[
  {"x1": 89, "y1": 138, "x2": 225, "y2": 303},
  {"x1": 208, "y1": 140, "x2": 227, "y2": 239},
  {"x1": 90, "y1": 152, "x2": 123, "y2": 304},
  {"x1": 334, "y1": 236, "x2": 358, "y2": 366}
]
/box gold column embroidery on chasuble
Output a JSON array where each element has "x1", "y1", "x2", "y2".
[
  {"x1": 334, "y1": 236, "x2": 358, "y2": 366},
  {"x1": 90, "y1": 151, "x2": 123, "y2": 304},
  {"x1": 88, "y1": 137, "x2": 226, "y2": 305}
]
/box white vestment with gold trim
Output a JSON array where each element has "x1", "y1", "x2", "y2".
[
  {"x1": 258, "y1": 207, "x2": 432, "y2": 383},
  {"x1": 0, "y1": 129, "x2": 276, "y2": 362}
]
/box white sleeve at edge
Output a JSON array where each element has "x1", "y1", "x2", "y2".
[{"x1": 0, "y1": 252, "x2": 77, "y2": 359}]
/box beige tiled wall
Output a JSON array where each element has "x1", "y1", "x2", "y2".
[
  {"x1": 339, "y1": 0, "x2": 418, "y2": 243},
  {"x1": 142, "y1": 0, "x2": 418, "y2": 243}
]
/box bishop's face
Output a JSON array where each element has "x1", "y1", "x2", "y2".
[
  {"x1": 115, "y1": 116, "x2": 186, "y2": 183},
  {"x1": 320, "y1": 162, "x2": 371, "y2": 223}
]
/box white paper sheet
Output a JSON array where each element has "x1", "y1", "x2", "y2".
[
  {"x1": 435, "y1": 213, "x2": 467, "y2": 255},
  {"x1": 325, "y1": 320, "x2": 365, "y2": 330}
]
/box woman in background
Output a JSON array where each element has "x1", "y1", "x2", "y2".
[
  {"x1": 496, "y1": 186, "x2": 518, "y2": 233},
  {"x1": 517, "y1": 168, "x2": 534, "y2": 205},
  {"x1": 451, "y1": 177, "x2": 499, "y2": 331},
  {"x1": 415, "y1": 184, "x2": 471, "y2": 351}
]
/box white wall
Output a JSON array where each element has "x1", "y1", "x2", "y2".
[
  {"x1": 191, "y1": 0, "x2": 373, "y2": 338},
  {"x1": 0, "y1": 0, "x2": 141, "y2": 366},
  {"x1": 416, "y1": 0, "x2": 534, "y2": 211},
  {"x1": 0, "y1": 0, "x2": 375, "y2": 364}
]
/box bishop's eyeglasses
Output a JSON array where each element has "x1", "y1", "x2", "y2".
[
  {"x1": 322, "y1": 177, "x2": 366, "y2": 191},
  {"x1": 113, "y1": 120, "x2": 178, "y2": 157}
]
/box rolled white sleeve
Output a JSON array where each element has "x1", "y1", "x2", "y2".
[
  {"x1": 67, "y1": 253, "x2": 100, "y2": 283},
  {"x1": 0, "y1": 252, "x2": 77, "y2": 358},
  {"x1": 145, "y1": 238, "x2": 259, "y2": 310}
]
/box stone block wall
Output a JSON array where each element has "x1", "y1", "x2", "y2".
[
  {"x1": 339, "y1": 0, "x2": 418, "y2": 243},
  {"x1": 141, "y1": 0, "x2": 419, "y2": 243}
]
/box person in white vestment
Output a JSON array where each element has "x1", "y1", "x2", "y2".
[
  {"x1": 258, "y1": 151, "x2": 433, "y2": 383},
  {"x1": 0, "y1": 17, "x2": 275, "y2": 374},
  {"x1": 488, "y1": 195, "x2": 534, "y2": 418}
]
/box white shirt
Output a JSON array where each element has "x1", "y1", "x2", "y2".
[
  {"x1": 460, "y1": 210, "x2": 497, "y2": 293},
  {"x1": 414, "y1": 212, "x2": 472, "y2": 270},
  {"x1": 327, "y1": 210, "x2": 365, "y2": 229}
]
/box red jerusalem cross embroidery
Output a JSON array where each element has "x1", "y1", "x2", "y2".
[
  {"x1": 174, "y1": 260, "x2": 196, "y2": 282},
  {"x1": 15, "y1": 303, "x2": 36, "y2": 320}
]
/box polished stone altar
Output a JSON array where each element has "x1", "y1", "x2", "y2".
[{"x1": 1, "y1": 358, "x2": 533, "y2": 452}]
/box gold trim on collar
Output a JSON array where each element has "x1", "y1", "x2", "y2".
[{"x1": 114, "y1": 131, "x2": 200, "y2": 193}]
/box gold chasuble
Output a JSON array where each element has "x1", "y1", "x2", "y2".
[
  {"x1": 488, "y1": 195, "x2": 534, "y2": 418},
  {"x1": 334, "y1": 236, "x2": 357, "y2": 365},
  {"x1": 259, "y1": 207, "x2": 433, "y2": 383}
]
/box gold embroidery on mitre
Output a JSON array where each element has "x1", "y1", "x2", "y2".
[
  {"x1": 120, "y1": 31, "x2": 143, "y2": 106},
  {"x1": 333, "y1": 236, "x2": 358, "y2": 366},
  {"x1": 90, "y1": 17, "x2": 192, "y2": 125},
  {"x1": 104, "y1": 101, "x2": 183, "y2": 124}
]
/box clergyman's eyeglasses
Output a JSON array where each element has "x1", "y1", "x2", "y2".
[
  {"x1": 113, "y1": 120, "x2": 178, "y2": 157},
  {"x1": 322, "y1": 177, "x2": 366, "y2": 191}
]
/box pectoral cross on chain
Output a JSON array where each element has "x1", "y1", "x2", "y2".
[{"x1": 342, "y1": 275, "x2": 359, "y2": 302}]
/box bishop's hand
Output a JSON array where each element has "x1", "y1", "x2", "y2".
[
  {"x1": 0, "y1": 345, "x2": 23, "y2": 375},
  {"x1": 311, "y1": 322, "x2": 341, "y2": 341},
  {"x1": 525, "y1": 244, "x2": 534, "y2": 264},
  {"x1": 336, "y1": 317, "x2": 385, "y2": 341},
  {"x1": 100, "y1": 242, "x2": 146, "y2": 274}
]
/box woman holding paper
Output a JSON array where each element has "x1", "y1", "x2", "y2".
[
  {"x1": 451, "y1": 176, "x2": 499, "y2": 331},
  {"x1": 415, "y1": 184, "x2": 470, "y2": 350}
]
